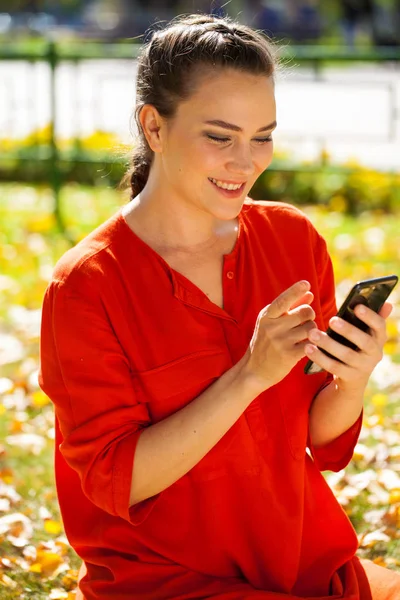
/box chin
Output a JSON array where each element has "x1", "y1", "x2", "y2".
[{"x1": 208, "y1": 199, "x2": 246, "y2": 221}]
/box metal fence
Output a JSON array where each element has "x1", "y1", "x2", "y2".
[{"x1": 1, "y1": 41, "x2": 400, "y2": 234}]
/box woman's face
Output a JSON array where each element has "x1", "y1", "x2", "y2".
[{"x1": 157, "y1": 68, "x2": 277, "y2": 222}]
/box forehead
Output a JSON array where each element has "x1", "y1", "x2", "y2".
[
  {"x1": 176, "y1": 68, "x2": 275, "y2": 120},
  {"x1": 196, "y1": 68, "x2": 273, "y2": 98}
]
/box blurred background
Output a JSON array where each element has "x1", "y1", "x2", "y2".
[
  {"x1": 0, "y1": 1, "x2": 400, "y2": 599},
  {"x1": 1, "y1": 0, "x2": 400, "y2": 44}
]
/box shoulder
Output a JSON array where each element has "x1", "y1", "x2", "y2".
[
  {"x1": 242, "y1": 198, "x2": 329, "y2": 261},
  {"x1": 49, "y1": 209, "x2": 123, "y2": 293},
  {"x1": 242, "y1": 197, "x2": 316, "y2": 234}
]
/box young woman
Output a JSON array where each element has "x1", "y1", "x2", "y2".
[{"x1": 39, "y1": 13, "x2": 400, "y2": 600}]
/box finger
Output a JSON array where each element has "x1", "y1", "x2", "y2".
[
  {"x1": 304, "y1": 343, "x2": 352, "y2": 378},
  {"x1": 353, "y1": 303, "x2": 389, "y2": 344},
  {"x1": 266, "y1": 280, "x2": 310, "y2": 319},
  {"x1": 288, "y1": 303, "x2": 316, "y2": 326},
  {"x1": 308, "y1": 327, "x2": 361, "y2": 365},
  {"x1": 294, "y1": 339, "x2": 315, "y2": 360},
  {"x1": 379, "y1": 301, "x2": 393, "y2": 320},
  {"x1": 289, "y1": 291, "x2": 314, "y2": 311},
  {"x1": 290, "y1": 320, "x2": 317, "y2": 344},
  {"x1": 328, "y1": 317, "x2": 377, "y2": 356}
]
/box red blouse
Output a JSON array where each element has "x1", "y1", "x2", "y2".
[{"x1": 39, "y1": 199, "x2": 367, "y2": 599}]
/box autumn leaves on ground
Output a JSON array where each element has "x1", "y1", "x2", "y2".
[{"x1": 0, "y1": 183, "x2": 399, "y2": 599}]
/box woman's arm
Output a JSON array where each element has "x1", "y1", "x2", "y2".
[
  {"x1": 306, "y1": 302, "x2": 392, "y2": 448},
  {"x1": 308, "y1": 380, "x2": 363, "y2": 448},
  {"x1": 130, "y1": 354, "x2": 258, "y2": 505}
]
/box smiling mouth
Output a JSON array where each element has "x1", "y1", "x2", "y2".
[{"x1": 208, "y1": 178, "x2": 246, "y2": 190}]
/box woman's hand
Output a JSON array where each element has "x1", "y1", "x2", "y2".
[
  {"x1": 239, "y1": 280, "x2": 317, "y2": 393},
  {"x1": 305, "y1": 302, "x2": 393, "y2": 393}
]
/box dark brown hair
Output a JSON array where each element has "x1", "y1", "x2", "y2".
[{"x1": 120, "y1": 13, "x2": 279, "y2": 199}]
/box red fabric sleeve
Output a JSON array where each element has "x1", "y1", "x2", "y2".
[
  {"x1": 307, "y1": 409, "x2": 363, "y2": 472},
  {"x1": 306, "y1": 230, "x2": 363, "y2": 472},
  {"x1": 39, "y1": 274, "x2": 159, "y2": 524}
]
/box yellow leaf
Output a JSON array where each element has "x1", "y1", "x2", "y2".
[
  {"x1": 0, "y1": 468, "x2": 14, "y2": 484},
  {"x1": 0, "y1": 405, "x2": 6, "y2": 416},
  {"x1": 44, "y1": 520, "x2": 63, "y2": 535},
  {"x1": 61, "y1": 570, "x2": 79, "y2": 589},
  {"x1": 35, "y1": 550, "x2": 63, "y2": 577},
  {"x1": 26, "y1": 214, "x2": 56, "y2": 233},
  {"x1": 32, "y1": 390, "x2": 51, "y2": 408},
  {"x1": 29, "y1": 563, "x2": 42, "y2": 573},
  {"x1": 55, "y1": 540, "x2": 70, "y2": 556},
  {"x1": 371, "y1": 394, "x2": 387, "y2": 409},
  {"x1": 329, "y1": 195, "x2": 347, "y2": 213},
  {"x1": 389, "y1": 489, "x2": 400, "y2": 505},
  {"x1": 386, "y1": 319, "x2": 399, "y2": 340},
  {"x1": 9, "y1": 420, "x2": 23, "y2": 434},
  {"x1": 383, "y1": 341, "x2": 397, "y2": 355}
]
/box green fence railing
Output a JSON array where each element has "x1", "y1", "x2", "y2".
[{"x1": 1, "y1": 41, "x2": 399, "y2": 237}]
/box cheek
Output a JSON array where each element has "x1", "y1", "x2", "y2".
[
  {"x1": 196, "y1": 144, "x2": 224, "y2": 172},
  {"x1": 257, "y1": 143, "x2": 274, "y2": 170}
]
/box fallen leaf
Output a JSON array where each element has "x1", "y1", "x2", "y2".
[
  {"x1": 372, "y1": 556, "x2": 387, "y2": 567},
  {"x1": 30, "y1": 550, "x2": 64, "y2": 577},
  {"x1": 5, "y1": 433, "x2": 46, "y2": 455},
  {"x1": 44, "y1": 520, "x2": 63, "y2": 535},
  {"x1": 0, "y1": 573, "x2": 18, "y2": 588},
  {"x1": 389, "y1": 489, "x2": 400, "y2": 504},
  {"x1": 377, "y1": 470, "x2": 400, "y2": 491},
  {"x1": 0, "y1": 468, "x2": 14, "y2": 484},
  {"x1": 360, "y1": 529, "x2": 391, "y2": 548},
  {"x1": 0, "y1": 513, "x2": 33, "y2": 539},
  {"x1": 49, "y1": 590, "x2": 69, "y2": 599},
  {"x1": 31, "y1": 390, "x2": 50, "y2": 408}
]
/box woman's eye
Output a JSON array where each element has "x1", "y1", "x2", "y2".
[
  {"x1": 206, "y1": 134, "x2": 272, "y2": 144},
  {"x1": 255, "y1": 137, "x2": 273, "y2": 144},
  {"x1": 206, "y1": 134, "x2": 230, "y2": 143}
]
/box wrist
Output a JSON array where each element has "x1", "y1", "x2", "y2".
[
  {"x1": 334, "y1": 377, "x2": 368, "y2": 398},
  {"x1": 233, "y1": 354, "x2": 273, "y2": 398}
]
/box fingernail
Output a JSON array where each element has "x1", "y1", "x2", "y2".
[
  {"x1": 357, "y1": 306, "x2": 366, "y2": 315},
  {"x1": 332, "y1": 317, "x2": 343, "y2": 328},
  {"x1": 305, "y1": 344, "x2": 315, "y2": 353}
]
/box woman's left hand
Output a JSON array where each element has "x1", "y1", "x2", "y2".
[{"x1": 305, "y1": 302, "x2": 393, "y2": 393}]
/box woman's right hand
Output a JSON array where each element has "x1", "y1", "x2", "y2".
[{"x1": 238, "y1": 280, "x2": 317, "y2": 393}]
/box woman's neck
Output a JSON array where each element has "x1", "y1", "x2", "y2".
[{"x1": 122, "y1": 192, "x2": 239, "y2": 256}]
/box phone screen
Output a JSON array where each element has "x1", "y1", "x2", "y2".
[{"x1": 304, "y1": 276, "x2": 398, "y2": 375}]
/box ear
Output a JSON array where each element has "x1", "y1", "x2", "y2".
[{"x1": 139, "y1": 104, "x2": 164, "y2": 153}]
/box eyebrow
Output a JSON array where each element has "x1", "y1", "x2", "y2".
[{"x1": 203, "y1": 119, "x2": 277, "y2": 133}]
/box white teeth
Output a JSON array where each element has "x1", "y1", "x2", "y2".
[{"x1": 210, "y1": 178, "x2": 243, "y2": 191}]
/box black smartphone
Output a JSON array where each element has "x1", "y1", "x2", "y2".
[{"x1": 304, "y1": 275, "x2": 398, "y2": 375}]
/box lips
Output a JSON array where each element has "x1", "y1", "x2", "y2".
[
  {"x1": 208, "y1": 178, "x2": 245, "y2": 197},
  {"x1": 208, "y1": 178, "x2": 246, "y2": 189}
]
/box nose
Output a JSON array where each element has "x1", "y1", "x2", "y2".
[{"x1": 226, "y1": 145, "x2": 255, "y2": 177}]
